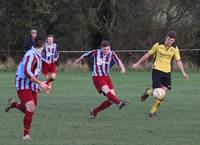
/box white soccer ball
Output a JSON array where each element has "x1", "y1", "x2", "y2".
[{"x1": 153, "y1": 88, "x2": 166, "y2": 100}]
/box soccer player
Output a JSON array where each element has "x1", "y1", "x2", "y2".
[
  {"x1": 5, "y1": 35, "x2": 49, "y2": 139},
  {"x1": 41, "y1": 34, "x2": 59, "y2": 92},
  {"x1": 132, "y1": 31, "x2": 189, "y2": 117},
  {"x1": 76, "y1": 40, "x2": 130, "y2": 119}
]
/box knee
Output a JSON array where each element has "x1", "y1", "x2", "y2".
[
  {"x1": 51, "y1": 73, "x2": 56, "y2": 80},
  {"x1": 101, "y1": 85, "x2": 110, "y2": 94},
  {"x1": 110, "y1": 89, "x2": 116, "y2": 95},
  {"x1": 25, "y1": 101, "x2": 36, "y2": 112}
]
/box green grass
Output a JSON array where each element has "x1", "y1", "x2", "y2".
[{"x1": 0, "y1": 71, "x2": 200, "y2": 145}]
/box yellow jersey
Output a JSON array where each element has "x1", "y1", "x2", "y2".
[{"x1": 149, "y1": 42, "x2": 181, "y2": 73}]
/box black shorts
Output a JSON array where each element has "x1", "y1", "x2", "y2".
[{"x1": 152, "y1": 69, "x2": 171, "y2": 90}]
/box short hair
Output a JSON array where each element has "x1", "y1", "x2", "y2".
[
  {"x1": 100, "y1": 40, "x2": 111, "y2": 47},
  {"x1": 167, "y1": 31, "x2": 176, "y2": 38},
  {"x1": 35, "y1": 35, "x2": 45, "y2": 48},
  {"x1": 47, "y1": 34, "x2": 54, "y2": 38}
]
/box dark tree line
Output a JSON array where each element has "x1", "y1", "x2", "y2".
[{"x1": 0, "y1": 0, "x2": 200, "y2": 63}]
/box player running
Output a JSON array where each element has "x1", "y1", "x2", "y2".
[
  {"x1": 41, "y1": 34, "x2": 59, "y2": 93},
  {"x1": 132, "y1": 31, "x2": 189, "y2": 117},
  {"x1": 5, "y1": 35, "x2": 49, "y2": 140},
  {"x1": 76, "y1": 40, "x2": 130, "y2": 119}
]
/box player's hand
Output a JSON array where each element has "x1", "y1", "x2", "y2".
[
  {"x1": 75, "y1": 59, "x2": 80, "y2": 63},
  {"x1": 53, "y1": 58, "x2": 57, "y2": 63},
  {"x1": 47, "y1": 61, "x2": 51, "y2": 64},
  {"x1": 38, "y1": 86, "x2": 43, "y2": 93},
  {"x1": 132, "y1": 63, "x2": 139, "y2": 69},
  {"x1": 183, "y1": 73, "x2": 189, "y2": 80},
  {"x1": 39, "y1": 81, "x2": 49, "y2": 92},
  {"x1": 120, "y1": 67, "x2": 126, "y2": 74}
]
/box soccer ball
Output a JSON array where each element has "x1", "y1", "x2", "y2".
[{"x1": 153, "y1": 88, "x2": 166, "y2": 100}]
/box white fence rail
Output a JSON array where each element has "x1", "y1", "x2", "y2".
[{"x1": 1, "y1": 49, "x2": 200, "y2": 54}]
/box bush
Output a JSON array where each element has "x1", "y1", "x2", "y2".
[
  {"x1": 0, "y1": 57, "x2": 17, "y2": 71},
  {"x1": 57, "y1": 60, "x2": 89, "y2": 72}
]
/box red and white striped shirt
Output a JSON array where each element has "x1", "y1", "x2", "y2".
[
  {"x1": 82, "y1": 49, "x2": 121, "y2": 76},
  {"x1": 42, "y1": 43, "x2": 59, "y2": 63},
  {"x1": 15, "y1": 47, "x2": 42, "y2": 92}
]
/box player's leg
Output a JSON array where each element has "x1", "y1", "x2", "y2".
[
  {"x1": 109, "y1": 89, "x2": 130, "y2": 109},
  {"x1": 102, "y1": 85, "x2": 130, "y2": 109},
  {"x1": 101, "y1": 85, "x2": 121, "y2": 105},
  {"x1": 141, "y1": 88, "x2": 153, "y2": 102},
  {"x1": 22, "y1": 90, "x2": 36, "y2": 139},
  {"x1": 149, "y1": 86, "x2": 167, "y2": 117},
  {"x1": 91, "y1": 99, "x2": 112, "y2": 119},
  {"x1": 23, "y1": 100, "x2": 35, "y2": 139},
  {"x1": 141, "y1": 69, "x2": 160, "y2": 102},
  {"x1": 5, "y1": 91, "x2": 26, "y2": 113},
  {"x1": 90, "y1": 85, "x2": 115, "y2": 119},
  {"x1": 47, "y1": 72, "x2": 56, "y2": 89},
  {"x1": 46, "y1": 63, "x2": 56, "y2": 92},
  {"x1": 42, "y1": 62, "x2": 49, "y2": 79},
  {"x1": 50, "y1": 63, "x2": 56, "y2": 81},
  {"x1": 90, "y1": 77, "x2": 117, "y2": 118},
  {"x1": 149, "y1": 70, "x2": 170, "y2": 117},
  {"x1": 103, "y1": 77, "x2": 129, "y2": 109}
]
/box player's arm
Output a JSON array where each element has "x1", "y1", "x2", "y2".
[
  {"x1": 118, "y1": 60, "x2": 126, "y2": 74},
  {"x1": 75, "y1": 50, "x2": 95, "y2": 63},
  {"x1": 112, "y1": 52, "x2": 126, "y2": 74},
  {"x1": 132, "y1": 52, "x2": 151, "y2": 69},
  {"x1": 132, "y1": 43, "x2": 158, "y2": 69},
  {"x1": 53, "y1": 44, "x2": 59, "y2": 62},
  {"x1": 176, "y1": 60, "x2": 189, "y2": 80},
  {"x1": 24, "y1": 55, "x2": 49, "y2": 90},
  {"x1": 174, "y1": 47, "x2": 189, "y2": 80},
  {"x1": 41, "y1": 49, "x2": 50, "y2": 64}
]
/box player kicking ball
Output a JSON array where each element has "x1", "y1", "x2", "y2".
[
  {"x1": 132, "y1": 31, "x2": 189, "y2": 117},
  {"x1": 5, "y1": 35, "x2": 49, "y2": 140},
  {"x1": 76, "y1": 40, "x2": 130, "y2": 119}
]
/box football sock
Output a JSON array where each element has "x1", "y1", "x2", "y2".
[
  {"x1": 23, "y1": 111, "x2": 33, "y2": 136},
  {"x1": 150, "y1": 99, "x2": 162, "y2": 113},
  {"x1": 106, "y1": 92, "x2": 121, "y2": 105},
  {"x1": 11, "y1": 102, "x2": 26, "y2": 113},
  {"x1": 93, "y1": 100, "x2": 112, "y2": 114},
  {"x1": 147, "y1": 88, "x2": 153, "y2": 96}
]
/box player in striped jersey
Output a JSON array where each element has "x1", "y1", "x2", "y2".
[
  {"x1": 76, "y1": 40, "x2": 130, "y2": 119},
  {"x1": 42, "y1": 34, "x2": 59, "y2": 93},
  {"x1": 5, "y1": 35, "x2": 49, "y2": 140}
]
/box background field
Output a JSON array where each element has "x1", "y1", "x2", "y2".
[{"x1": 0, "y1": 71, "x2": 199, "y2": 145}]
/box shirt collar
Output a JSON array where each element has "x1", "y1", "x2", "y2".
[{"x1": 31, "y1": 47, "x2": 42, "y2": 58}]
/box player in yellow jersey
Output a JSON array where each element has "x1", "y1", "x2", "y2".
[{"x1": 132, "y1": 31, "x2": 189, "y2": 117}]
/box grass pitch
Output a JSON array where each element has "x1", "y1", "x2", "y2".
[{"x1": 0, "y1": 71, "x2": 199, "y2": 145}]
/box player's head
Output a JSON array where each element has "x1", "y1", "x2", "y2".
[
  {"x1": 100, "y1": 40, "x2": 111, "y2": 54},
  {"x1": 31, "y1": 29, "x2": 37, "y2": 39},
  {"x1": 165, "y1": 31, "x2": 176, "y2": 47},
  {"x1": 47, "y1": 34, "x2": 54, "y2": 45},
  {"x1": 35, "y1": 34, "x2": 45, "y2": 48}
]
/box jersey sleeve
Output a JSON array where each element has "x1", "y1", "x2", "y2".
[
  {"x1": 149, "y1": 43, "x2": 159, "y2": 55},
  {"x1": 41, "y1": 49, "x2": 48, "y2": 63},
  {"x1": 111, "y1": 52, "x2": 120, "y2": 66},
  {"x1": 174, "y1": 47, "x2": 181, "y2": 60},
  {"x1": 24, "y1": 54, "x2": 36, "y2": 79},
  {"x1": 54, "y1": 44, "x2": 59, "y2": 61}
]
